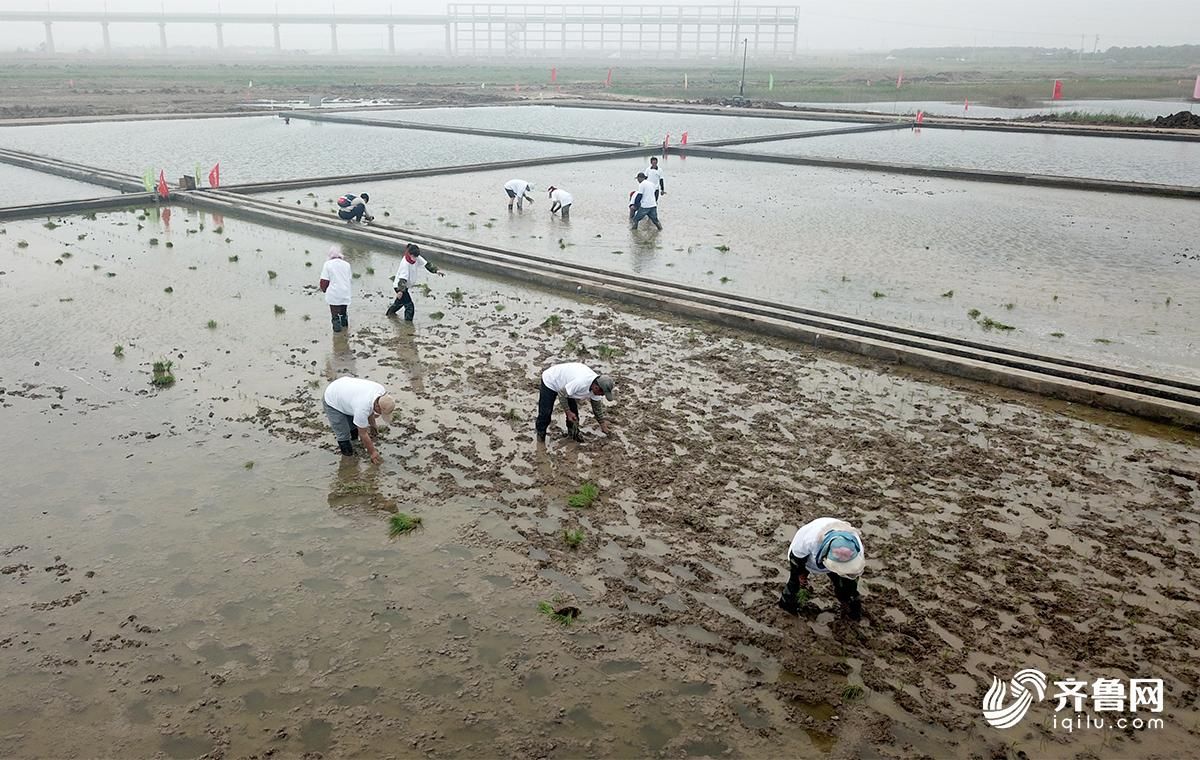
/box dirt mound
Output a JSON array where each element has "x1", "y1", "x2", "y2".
[{"x1": 1153, "y1": 110, "x2": 1200, "y2": 128}]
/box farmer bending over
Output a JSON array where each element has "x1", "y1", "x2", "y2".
[
  {"x1": 778, "y1": 517, "x2": 865, "y2": 620},
  {"x1": 536, "y1": 362, "x2": 615, "y2": 442},
  {"x1": 322, "y1": 376, "x2": 395, "y2": 464}
]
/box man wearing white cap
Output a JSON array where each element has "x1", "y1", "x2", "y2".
[
  {"x1": 504, "y1": 178, "x2": 535, "y2": 211},
  {"x1": 536, "y1": 362, "x2": 615, "y2": 442},
  {"x1": 778, "y1": 517, "x2": 866, "y2": 620},
  {"x1": 322, "y1": 376, "x2": 396, "y2": 464}
]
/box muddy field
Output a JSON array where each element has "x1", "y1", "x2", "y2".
[{"x1": 1, "y1": 207, "x2": 1199, "y2": 759}]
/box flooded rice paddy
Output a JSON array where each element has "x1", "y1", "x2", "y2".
[
  {"x1": 0, "y1": 162, "x2": 116, "y2": 207},
  {"x1": 0, "y1": 116, "x2": 584, "y2": 185},
  {"x1": 727, "y1": 126, "x2": 1200, "y2": 186},
  {"x1": 781, "y1": 98, "x2": 1197, "y2": 120},
  {"x1": 363, "y1": 104, "x2": 857, "y2": 143},
  {"x1": 2, "y1": 207, "x2": 1198, "y2": 759},
  {"x1": 260, "y1": 155, "x2": 1200, "y2": 377}
]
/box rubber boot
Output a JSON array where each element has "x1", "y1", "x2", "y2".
[
  {"x1": 350, "y1": 427, "x2": 359, "y2": 441},
  {"x1": 332, "y1": 315, "x2": 342, "y2": 333},
  {"x1": 340, "y1": 312, "x2": 349, "y2": 329},
  {"x1": 845, "y1": 596, "x2": 863, "y2": 621},
  {"x1": 404, "y1": 302, "x2": 415, "y2": 322},
  {"x1": 337, "y1": 440, "x2": 353, "y2": 456},
  {"x1": 777, "y1": 591, "x2": 800, "y2": 616},
  {"x1": 386, "y1": 298, "x2": 402, "y2": 317}
]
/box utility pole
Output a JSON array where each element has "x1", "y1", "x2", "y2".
[{"x1": 739, "y1": 37, "x2": 748, "y2": 96}]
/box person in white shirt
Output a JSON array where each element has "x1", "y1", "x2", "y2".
[
  {"x1": 319, "y1": 245, "x2": 353, "y2": 333},
  {"x1": 778, "y1": 517, "x2": 866, "y2": 620},
  {"x1": 322, "y1": 376, "x2": 396, "y2": 462},
  {"x1": 386, "y1": 243, "x2": 445, "y2": 321},
  {"x1": 644, "y1": 156, "x2": 665, "y2": 199},
  {"x1": 547, "y1": 186, "x2": 573, "y2": 220},
  {"x1": 536, "y1": 362, "x2": 616, "y2": 442},
  {"x1": 336, "y1": 192, "x2": 373, "y2": 224},
  {"x1": 629, "y1": 172, "x2": 662, "y2": 231},
  {"x1": 504, "y1": 179, "x2": 535, "y2": 211}
]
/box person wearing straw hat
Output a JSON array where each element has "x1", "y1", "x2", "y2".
[
  {"x1": 778, "y1": 517, "x2": 866, "y2": 620},
  {"x1": 536, "y1": 362, "x2": 615, "y2": 443},
  {"x1": 322, "y1": 376, "x2": 396, "y2": 464}
]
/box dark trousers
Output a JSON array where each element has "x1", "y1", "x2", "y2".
[
  {"x1": 631, "y1": 206, "x2": 661, "y2": 229},
  {"x1": 783, "y1": 553, "x2": 859, "y2": 602},
  {"x1": 387, "y1": 289, "x2": 415, "y2": 320},
  {"x1": 329, "y1": 304, "x2": 348, "y2": 318},
  {"x1": 338, "y1": 205, "x2": 365, "y2": 222},
  {"x1": 536, "y1": 382, "x2": 577, "y2": 437}
]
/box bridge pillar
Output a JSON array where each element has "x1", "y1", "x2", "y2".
[
  {"x1": 43, "y1": 22, "x2": 55, "y2": 54},
  {"x1": 330, "y1": 24, "x2": 338, "y2": 54},
  {"x1": 216, "y1": 23, "x2": 224, "y2": 51},
  {"x1": 159, "y1": 23, "x2": 168, "y2": 53},
  {"x1": 389, "y1": 25, "x2": 396, "y2": 55},
  {"x1": 273, "y1": 23, "x2": 281, "y2": 52},
  {"x1": 102, "y1": 22, "x2": 111, "y2": 54}
]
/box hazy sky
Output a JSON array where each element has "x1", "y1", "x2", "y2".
[{"x1": 1, "y1": 1, "x2": 1196, "y2": 52}]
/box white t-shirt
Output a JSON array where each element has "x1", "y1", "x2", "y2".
[
  {"x1": 634, "y1": 179, "x2": 658, "y2": 209},
  {"x1": 392, "y1": 255, "x2": 429, "y2": 289},
  {"x1": 504, "y1": 179, "x2": 531, "y2": 196},
  {"x1": 787, "y1": 518, "x2": 866, "y2": 575},
  {"x1": 319, "y1": 258, "x2": 353, "y2": 305},
  {"x1": 324, "y1": 377, "x2": 386, "y2": 428},
  {"x1": 541, "y1": 362, "x2": 602, "y2": 400},
  {"x1": 550, "y1": 188, "x2": 573, "y2": 206},
  {"x1": 644, "y1": 165, "x2": 663, "y2": 188}
]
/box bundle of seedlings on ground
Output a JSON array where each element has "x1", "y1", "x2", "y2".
[
  {"x1": 112, "y1": 344, "x2": 124, "y2": 358},
  {"x1": 150, "y1": 359, "x2": 175, "y2": 387},
  {"x1": 595, "y1": 344, "x2": 620, "y2": 359},
  {"x1": 541, "y1": 314, "x2": 563, "y2": 332},
  {"x1": 842, "y1": 684, "x2": 866, "y2": 702},
  {"x1": 538, "y1": 601, "x2": 581, "y2": 626},
  {"x1": 388, "y1": 513, "x2": 423, "y2": 537},
  {"x1": 273, "y1": 305, "x2": 286, "y2": 314},
  {"x1": 564, "y1": 529, "x2": 584, "y2": 548},
  {"x1": 448, "y1": 288, "x2": 464, "y2": 303},
  {"x1": 568, "y1": 482, "x2": 599, "y2": 508},
  {"x1": 979, "y1": 316, "x2": 1015, "y2": 331}
]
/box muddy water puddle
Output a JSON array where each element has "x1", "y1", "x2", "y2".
[
  {"x1": 2, "y1": 209, "x2": 1199, "y2": 758},
  {"x1": 258, "y1": 156, "x2": 1200, "y2": 377}
]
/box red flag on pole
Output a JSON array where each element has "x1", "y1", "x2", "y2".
[
  {"x1": 896, "y1": 71, "x2": 903, "y2": 89},
  {"x1": 208, "y1": 163, "x2": 220, "y2": 188},
  {"x1": 157, "y1": 170, "x2": 169, "y2": 199},
  {"x1": 964, "y1": 98, "x2": 970, "y2": 112},
  {"x1": 915, "y1": 111, "x2": 924, "y2": 124},
  {"x1": 681, "y1": 131, "x2": 688, "y2": 145},
  {"x1": 550, "y1": 67, "x2": 557, "y2": 83},
  {"x1": 605, "y1": 68, "x2": 612, "y2": 87},
  {"x1": 1052, "y1": 79, "x2": 1064, "y2": 100}
]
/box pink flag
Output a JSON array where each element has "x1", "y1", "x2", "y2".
[
  {"x1": 915, "y1": 111, "x2": 924, "y2": 124},
  {"x1": 1193, "y1": 75, "x2": 1200, "y2": 100},
  {"x1": 964, "y1": 98, "x2": 969, "y2": 112},
  {"x1": 896, "y1": 71, "x2": 903, "y2": 89},
  {"x1": 550, "y1": 68, "x2": 557, "y2": 83},
  {"x1": 1052, "y1": 79, "x2": 1063, "y2": 100},
  {"x1": 208, "y1": 163, "x2": 220, "y2": 188},
  {"x1": 665, "y1": 133, "x2": 670, "y2": 146},
  {"x1": 681, "y1": 131, "x2": 688, "y2": 145},
  {"x1": 605, "y1": 68, "x2": 612, "y2": 87},
  {"x1": 157, "y1": 170, "x2": 169, "y2": 199}
]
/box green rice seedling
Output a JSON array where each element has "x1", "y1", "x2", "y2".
[
  {"x1": 715, "y1": 244, "x2": 730, "y2": 252},
  {"x1": 841, "y1": 275, "x2": 850, "y2": 282},
  {"x1": 1003, "y1": 303, "x2": 1015, "y2": 310},
  {"x1": 54, "y1": 258, "x2": 63, "y2": 265},
  {"x1": 106, "y1": 272, "x2": 117, "y2": 278},
  {"x1": 150, "y1": 359, "x2": 175, "y2": 387},
  {"x1": 366, "y1": 267, "x2": 374, "y2": 275},
  {"x1": 388, "y1": 513, "x2": 423, "y2": 536},
  {"x1": 842, "y1": 684, "x2": 866, "y2": 702},
  {"x1": 595, "y1": 344, "x2": 620, "y2": 359},
  {"x1": 483, "y1": 222, "x2": 494, "y2": 228},
  {"x1": 705, "y1": 270, "x2": 713, "y2": 275},
  {"x1": 980, "y1": 317, "x2": 1015, "y2": 331},
  {"x1": 720, "y1": 276, "x2": 733, "y2": 284},
  {"x1": 568, "y1": 482, "x2": 599, "y2": 509},
  {"x1": 428, "y1": 311, "x2": 445, "y2": 320},
  {"x1": 537, "y1": 601, "x2": 580, "y2": 626},
  {"x1": 307, "y1": 378, "x2": 320, "y2": 388},
  {"x1": 448, "y1": 288, "x2": 464, "y2": 303},
  {"x1": 60, "y1": 251, "x2": 72, "y2": 258},
  {"x1": 352, "y1": 273, "x2": 361, "y2": 279},
  {"x1": 187, "y1": 266, "x2": 196, "y2": 270},
  {"x1": 148, "y1": 238, "x2": 159, "y2": 246},
  {"x1": 213, "y1": 225, "x2": 224, "y2": 234},
  {"x1": 1050, "y1": 332, "x2": 1065, "y2": 338},
  {"x1": 967, "y1": 308, "x2": 981, "y2": 320},
  {"x1": 1166, "y1": 296, "x2": 1172, "y2": 306},
  {"x1": 17, "y1": 240, "x2": 29, "y2": 248},
  {"x1": 243, "y1": 461, "x2": 254, "y2": 470},
  {"x1": 564, "y1": 529, "x2": 584, "y2": 548},
  {"x1": 494, "y1": 304, "x2": 505, "y2": 312},
  {"x1": 872, "y1": 291, "x2": 886, "y2": 298},
  {"x1": 165, "y1": 242, "x2": 174, "y2": 248},
  {"x1": 224, "y1": 237, "x2": 232, "y2": 243},
  {"x1": 305, "y1": 262, "x2": 312, "y2": 267},
  {"x1": 563, "y1": 337, "x2": 579, "y2": 353},
  {"x1": 206, "y1": 320, "x2": 218, "y2": 329},
  {"x1": 417, "y1": 283, "x2": 431, "y2": 297},
  {"x1": 92, "y1": 264, "x2": 100, "y2": 270},
  {"x1": 267, "y1": 270, "x2": 278, "y2": 279},
  {"x1": 558, "y1": 238, "x2": 567, "y2": 249},
  {"x1": 1094, "y1": 337, "x2": 1114, "y2": 344},
  {"x1": 1052, "y1": 294, "x2": 1059, "y2": 301},
  {"x1": 152, "y1": 359, "x2": 172, "y2": 373},
  {"x1": 542, "y1": 314, "x2": 562, "y2": 331},
  {"x1": 81, "y1": 213, "x2": 95, "y2": 221},
  {"x1": 273, "y1": 305, "x2": 286, "y2": 314},
  {"x1": 504, "y1": 408, "x2": 520, "y2": 421},
  {"x1": 77, "y1": 234, "x2": 86, "y2": 241},
  {"x1": 302, "y1": 314, "x2": 311, "y2": 321},
  {"x1": 468, "y1": 211, "x2": 477, "y2": 216},
  {"x1": 228, "y1": 255, "x2": 239, "y2": 262},
  {"x1": 610, "y1": 250, "x2": 623, "y2": 255},
  {"x1": 43, "y1": 221, "x2": 60, "y2": 230},
  {"x1": 382, "y1": 211, "x2": 390, "y2": 217},
  {"x1": 940, "y1": 290, "x2": 954, "y2": 298},
  {"x1": 113, "y1": 344, "x2": 124, "y2": 357}
]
